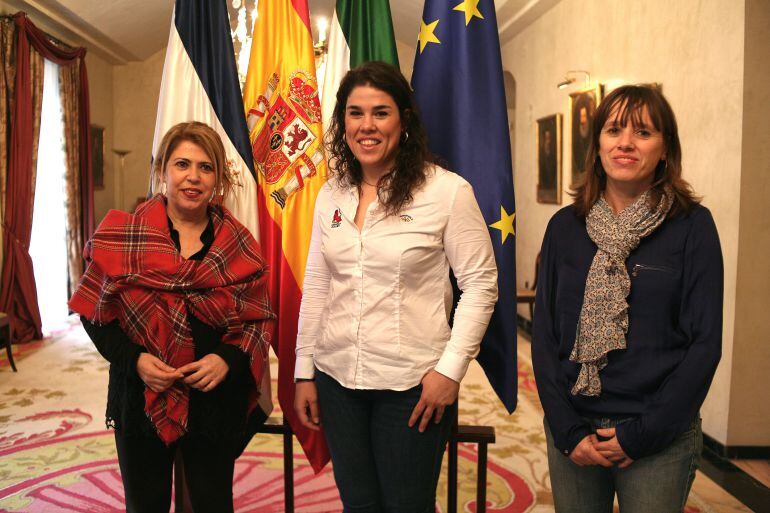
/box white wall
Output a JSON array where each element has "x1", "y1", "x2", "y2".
[{"x1": 501, "y1": 0, "x2": 746, "y2": 444}]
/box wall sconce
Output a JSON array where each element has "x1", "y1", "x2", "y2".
[{"x1": 557, "y1": 70, "x2": 591, "y2": 89}]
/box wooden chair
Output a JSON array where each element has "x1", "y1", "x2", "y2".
[
  {"x1": 516, "y1": 252, "x2": 540, "y2": 320},
  {"x1": 0, "y1": 312, "x2": 16, "y2": 372}
]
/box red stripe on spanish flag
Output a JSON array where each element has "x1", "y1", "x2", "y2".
[{"x1": 243, "y1": 0, "x2": 329, "y2": 472}]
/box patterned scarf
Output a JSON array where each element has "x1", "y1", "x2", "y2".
[
  {"x1": 69, "y1": 195, "x2": 275, "y2": 444},
  {"x1": 570, "y1": 187, "x2": 673, "y2": 396}
]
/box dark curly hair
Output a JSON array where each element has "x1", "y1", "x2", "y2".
[
  {"x1": 326, "y1": 61, "x2": 432, "y2": 216},
  {"x1": 571, "y1": 84, "x2": 699, "y2": 217}
]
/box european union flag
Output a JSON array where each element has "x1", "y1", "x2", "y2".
[{"x1": 412, "y1": 0, "x2": 517, "y2": 412}]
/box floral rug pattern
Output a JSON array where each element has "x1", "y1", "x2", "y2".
[{"x1": 0, "y1": 324, "x2": 751, "y2": 512}]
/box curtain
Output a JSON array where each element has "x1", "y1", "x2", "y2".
[
  {"x1": 0, "y1": 12, "x2": 93, "y2": 343},
  {"x1": 60, "y1": 64, "x2": 83, "y2": 294},
  {"x1": 0, "y1": 18, "x2": 15, "y2": 279}
]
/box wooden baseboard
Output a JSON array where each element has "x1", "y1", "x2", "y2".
[{"x1": 703, "y1": 432, "x2": 770, "y2": 459}]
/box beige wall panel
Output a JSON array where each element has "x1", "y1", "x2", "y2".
[
  {"x1": 396, "y1": 39, "x2": 415, "y2": 81},
  {"x1": 112, "y1": 48, "x2": 165, "y2": 212},
  {"x1": 500, "y1": 0, "x2": 745, "y2": 444},
  {"x1": 87, "y1": 52, "x2": 115, "y2": 224},
  {"x1": 728, "y1": 0, "x2": 770, "y2": 447}
]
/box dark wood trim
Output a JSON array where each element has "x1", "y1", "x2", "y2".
[
  {"x1": 703, "y1": 432, "x2": 770, "y2": 459},
  {"x1": 700, "y1": 441, "x2": 770, "y2": 512}
]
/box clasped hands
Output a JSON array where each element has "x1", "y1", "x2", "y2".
[
  {"x1": 570, "y1": 428, "x2": 633, "y2": 468},
  {"x1": 136, "y1": 353, "x2": 229, "y2": 393}
]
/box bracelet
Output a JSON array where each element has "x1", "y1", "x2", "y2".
[{"x1": 295, "y1": 378, "x2": 315, "y2": 383}]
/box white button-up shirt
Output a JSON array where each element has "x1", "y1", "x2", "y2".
[{"x1": 295, "y1": 166, "x2": 498, "y2": 390}]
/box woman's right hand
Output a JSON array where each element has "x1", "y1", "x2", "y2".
[
  {"x1": 294, "y1": 381, "x2": 321, "y2": 431},
  {"x1": 136, "y1": 353, "x2": 184, "y2": 393},
  {"x1": 569, "y1": 434, "x2": 613, "y2": 467}
]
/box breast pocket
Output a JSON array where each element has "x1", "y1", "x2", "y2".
[
  {"x1": 630, "y1": 263, "x2": 677, "y2": 277},
  {"x1": 628, "y1": 262, "x2": 682, "y2": 310}
]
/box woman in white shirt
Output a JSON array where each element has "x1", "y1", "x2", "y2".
[{"x1": 294, "y1": 61, "x2": 498, "y2": 513}]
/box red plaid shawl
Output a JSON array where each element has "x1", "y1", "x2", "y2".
[{"x1": 69, "y1": 195, "x2": 274, "y2": 444}]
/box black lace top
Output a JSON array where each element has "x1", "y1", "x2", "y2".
[{"x1": 81, "y1": 217, "x2": 255, "y2": 442}]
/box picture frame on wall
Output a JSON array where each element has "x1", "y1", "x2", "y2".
[
  {"x1": 90, "y1": 125, "x2": 105, "y2": 190},
  {"x1": 536, "y1": 113, "x2": 562, "y2": 204},
  {"x1": 569, "y1": 85, "x2": 603, "y2": 185}
]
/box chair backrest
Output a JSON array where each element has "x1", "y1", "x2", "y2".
[{"x1": 530, "y1": 252, "x2": 541, "y2": 290}]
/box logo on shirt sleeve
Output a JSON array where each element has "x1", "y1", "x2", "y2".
[{"x1": 331, "y1": 209, "x2": 342, "y2": 228}]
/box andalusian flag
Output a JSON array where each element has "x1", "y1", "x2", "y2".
[
  {"x1": 320, "y1": 0, "x2": 399, "y2": 131},
  {"x1": 152, "y1": 0, "x2": 259, "y2": 240},
  {"x1": 243, "y1": 0, "x2": 329, "y2": 472}
]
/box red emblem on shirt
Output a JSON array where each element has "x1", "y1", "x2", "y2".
[{"x1": 331, "y1": 209, "x2": 342, "y2": 228}]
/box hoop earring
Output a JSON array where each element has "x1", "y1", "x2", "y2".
[{"x1": 401, "y1": 131, "x2": 409, "y2": 143}]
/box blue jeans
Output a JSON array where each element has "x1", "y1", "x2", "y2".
[
  {"x1": 315, "y1": 370, "x2": 456, "y2": 513},
  {"x1": 545, "y1": 417, "x2": 702, "y2": 513}
]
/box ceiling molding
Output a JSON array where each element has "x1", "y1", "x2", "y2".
[
  {"x1": 3, "y1": 0, "x2": 561, "y2": 67},
  {"x1": 5, "y1": 0, "x2": 137, "y2": 64},
  {"x1": 498, "y1": 0, "x2": 562, "y2": 46}
]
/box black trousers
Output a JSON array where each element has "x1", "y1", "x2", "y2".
[{"x1": 114, "y1": 430, "x2": 236, "y2": 513}]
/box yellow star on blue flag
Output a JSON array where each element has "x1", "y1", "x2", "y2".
[
  {"x1": 453, "y1": 0, "x2": 484, "y2": 25},
  {"x1": 489, "y1": 206, "x2": 515, "y2": 244},
  {"x1": 418, "y1": 19, "x2": 441, "y2": 54}
]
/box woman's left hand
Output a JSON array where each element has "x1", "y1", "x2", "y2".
[
  {"x1": 177, "y1": 354, "x2": 230, "y2": 392},
  {"x1": 594, "y1": 428, "x2": 634, "y2": 468},
  {"x1": 408, "y1": 370, "x2": 460, "y2": 432}
]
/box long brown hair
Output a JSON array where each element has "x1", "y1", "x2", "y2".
[
  {"x1": 151, "y1": 121, "x2": 233, "y2": 202},
  {"x1": 571, "y1": 85, "x2": 699, "y2": 217},
  {"x1": 326, "y1": 61, "x2": 432, "y2": 216}
]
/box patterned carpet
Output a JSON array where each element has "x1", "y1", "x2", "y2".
[{"x1": 0, "y1": 322, "x2": 753, "y2": 512}]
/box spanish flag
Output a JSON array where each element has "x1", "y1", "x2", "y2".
[{"x1": 243, "y1": 0, "x2": 329, "y2": 471}]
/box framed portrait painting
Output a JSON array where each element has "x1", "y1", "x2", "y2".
[
  {"x1": 536, "y1": 113, "x2": 562, "y2": 204},
  {"x1": 90, "y1": 125, "x2": 105, "y2": 190},
  {"x1": 569, "y1": 85, "x2": 602, "y2": 185}
]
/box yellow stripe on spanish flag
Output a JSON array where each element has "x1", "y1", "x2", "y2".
[{"x1": 243, "y1": 0, "x2": 330, "y2": 472}]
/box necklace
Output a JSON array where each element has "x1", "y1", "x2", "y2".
[{"x1": 361, "y1": 178, "x2": 378, "y2": 187}]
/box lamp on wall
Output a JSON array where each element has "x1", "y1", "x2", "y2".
[{"x1": 557, "y1": 70, "x2": 591, "y2": 89}]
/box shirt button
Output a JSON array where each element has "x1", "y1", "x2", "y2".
[{"x1": 563, "y1": 449, "x2": 569, "y2": 455}]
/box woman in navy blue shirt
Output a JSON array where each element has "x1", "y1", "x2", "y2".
[{"x1": 532, "y1": 85, "x2": 723, "y2": 513}]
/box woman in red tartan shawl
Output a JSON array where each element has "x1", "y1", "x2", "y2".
[{"x1": 69, "y1": 122, "x2": 274, "y2": 513}]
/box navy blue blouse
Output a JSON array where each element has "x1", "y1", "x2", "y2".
[{"x1": 531, "y1": 204, "x2": 723, "y2": 460}]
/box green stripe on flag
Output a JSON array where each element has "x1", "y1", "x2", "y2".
[{"x1": 335, "y1": 0, "x2": 399, "y2": 68}]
